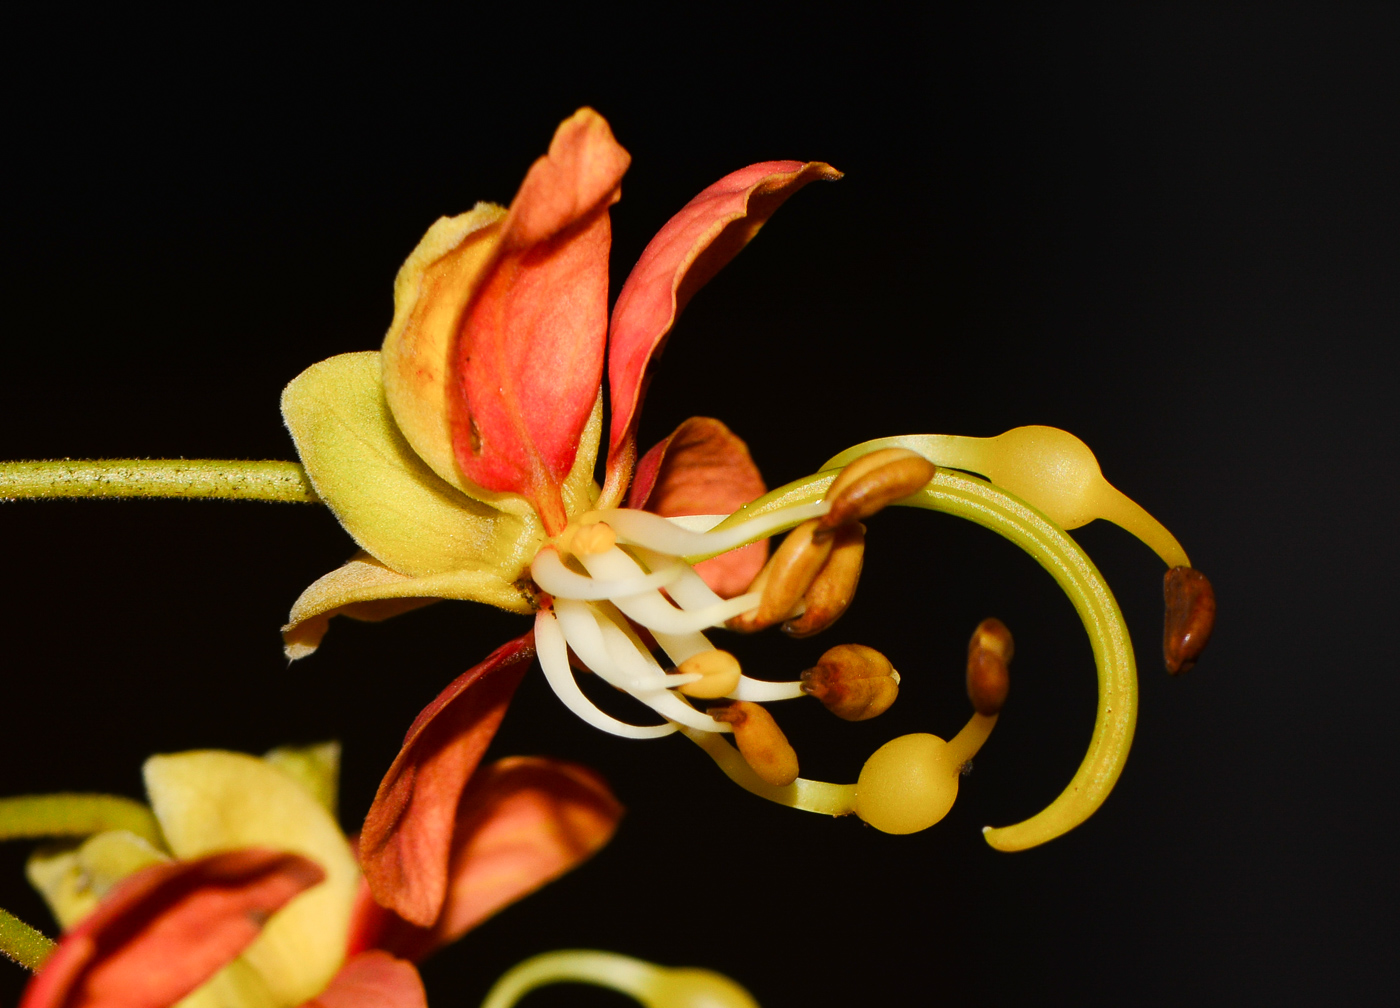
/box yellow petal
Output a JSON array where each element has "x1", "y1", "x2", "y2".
[
  {"x1": 381, "y1": 203, "x2": 507, "y2": 495},
  {"x1": 281, "y1": 351, "x2": 544, "y2": 578},
  {"x1": 143, "y1": 750, "x2": 359, "y2": 1007},
  {"x1": 26, "y1": 830, "x2": 171, "y2": 931},
  {"x1": 262, "y1": 742, "x2": 341, "y2": 818},
  {"x1": 281, "y1": 552, "x2": 533, "y2": 660}
]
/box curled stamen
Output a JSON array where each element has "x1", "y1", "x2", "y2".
[
  {"x1": 1163, "y1": 566, "x2": 1215, "y2": 674},
  {"x1": 602, "y1": 501, "x2": 829, "y2": 557},
  {"x1": 479, "y1": 949, "x2": 761, "y2": 1008},
  {"x1": 534, "y1": 610, "x2": 677, "y2": 739},
  {"x1": 782, "y1": 522, "x2": 866, "y2": 638},
  {"x1": 727, "y1": 519, "x2": 831, "y2": 633},
  {"x1": 531, "y1": 548, "x2": 685, "y2": 601},
  {"x1": 800, "y1": 643, "x2": 900, "y2": 721},
  {"x1": 707, "y1": 701, "x2": 799, "y2": 787},
  {"x1": 819, "y1": 448, "x2": 936, "y2": 531}
]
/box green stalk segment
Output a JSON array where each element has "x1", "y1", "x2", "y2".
[
  {"x1": 0, "y1": 794, "x2": 163, "y2": 847},
  {"x1": 0, "y1": 907, "x2": 54, "y2": 971},
  {"x1": 0, "y1": 460, "x2": 318, "y2": 503}
]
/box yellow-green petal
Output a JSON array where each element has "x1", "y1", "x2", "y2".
[
  {"x1": 281, "y1": 552, "x2": 533, "y2": 660},
  {"x1": 282, "y1": 351, "x2": 545, "y2": 579},
  {"x1": 262, "y1": 742, "x2": 340, "y2": 818},
  {"x1": 143, "y1": 750, "x2": 358, "y2": 1007},
  {"x1": 27, "y1": 830, "x2": 171, "y2": 931}
]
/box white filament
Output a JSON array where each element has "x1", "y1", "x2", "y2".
[
  {"x1": 605, "y1": 501, "x2": 830, "y2": 556},
  {"x1": 533, "y1": 610, "x2": 676, "y2": 739},
  {"x1": 731, "y1": 676, "x2": 807, "y2": 701},
  {"x1": 531, "y1": 548, "x2": 684, "y2": 601}
]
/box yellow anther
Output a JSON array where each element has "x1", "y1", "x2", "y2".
[
  {"x1": 821, "y1": 448, "x2": 935, "y2": 531},
  {"x1": 1163, "y1": 566, "x2": 1215, "y2": 674},
  {"x1": 800, "y1": 642, "x2": 899, "y2": 721},
  {"x1": 707, "y1": 701, "x2": 799, "y2": 787},
  {"x1": 782, "y1": 522, "x2": 865, "y2": 638},
  {"x1": 572, "y1": 522, "x2": 617, "y2": 557},
  {"x1": 677, "y1": 649, "x2": 742, "y2": 698},
  {"x1": 967, "y1": 618, "x2": 1013, "y2": 716}
]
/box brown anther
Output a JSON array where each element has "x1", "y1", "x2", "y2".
[
  {"x1": 707, "y1": 700, "x2": 799, "y2": 786},
  {"x1": 966, "y1": 618, "x2": 1013, "y2": 716},
  {"x1": 677, "y1": 649, "x2": 742, "y2": 699},
  {"x1": 820, "y1": 448, "x2": 936, "y2": 531},
  {"x1": 571, "y1": 522, "x2": 616, "y2": 556},
  {"x1": 800, "y1": 642, "x2": 899, "y2": 721},
  {"x1": 726, "y1": 518, "x2": 833, "y2": 633},
  {"x1": 782, "y1": 522, "x2": 866, "y2": 638},
  {"x1": 1163, "y1": 566, "x2": 1215, "y2": 674}
]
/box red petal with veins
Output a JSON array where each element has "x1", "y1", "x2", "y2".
[
  {"x1": 22, "y1": 850, "x2": 324, "y2": 1008},
  {"x1": 605, "y1": 161, "x2": 841, "y2": 477},
  {"x1": 302, "y1": 952, "x2": 426, "y2": 1008},
  {"x1": 630, "y1": 417, "x2": 768, "y2": 598},
  {"x1": 359, "y1": 757, "x2": 622, "y2": 962},
  {"x1": 451, "y1": 108, "x2": 630, "y2": 534},
  {"x1": 359, "y1": 634, "x2": 535, "y2": 927}
]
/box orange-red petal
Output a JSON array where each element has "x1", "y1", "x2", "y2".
[
  {"x1": 629, "y1": 417, "x2": 768, "y2": 598},
  {"x1": 451, "y1": 108, "x2": 630, "y2": 534},
  {"x1": 301, "y1": 951, "x2": 426, "y2": 1008},
  {"x1": 362, "y1": 757, "x2": 621, "y2": 962},
  {"x1": 605, "y1": 161, "x2": 841, "y2": 475},
  {"x1": 358, "y1": 634, "x2": 535, "y2": 927},
  {"x1": 22, "y1": 849, "x2": 324, "y2": 1008}
]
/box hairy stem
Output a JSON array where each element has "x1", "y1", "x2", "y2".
[
  {"x1": 0, "y1": 794, "x2": 164, "y2": 847},
  {"x1": 0, "y1": 460, "x2": 318, "y2": 503},
  {"x1": 0, "y1": 907, "x2": 54, "y2": 971}
]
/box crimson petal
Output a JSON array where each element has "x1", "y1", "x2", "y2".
[
  {"x1": 629, "y1": 417, "x2": 768, "y2": 597},
  {"x1": 451, "y1": 108, "x2": 630, "y2": 534},
  {"x1": 605, "y1": 161, "x2": 841, "y2": 485},
  {"x1": 358, "y1": 634, "x2": 535, "y2": 926},
  {"x1": 22, "y1": 849, "x2": 323, "y2": 1008}
]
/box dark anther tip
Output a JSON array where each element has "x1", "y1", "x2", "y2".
[{"x1": 1163, "y1": 566, "x2": 1216, "y2": 674}]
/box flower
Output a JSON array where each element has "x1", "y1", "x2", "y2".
[
  {"x1": 272, "y1": 107, "x2": 1216, "y2": 911},
  {"x1": 0, "y1": 741, "x2": 621, "y2": 1008}
]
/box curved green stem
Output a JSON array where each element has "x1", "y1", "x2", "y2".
[
  {"x1": 708, "y1": 467, "x2": 1137, "y2": 851},
  {"x1": 479, "y1": 950, "x2": 658, "y2": 1007},
  {"x1": 0, "y1": 460, "x2": 318, "y2": 503},
  {"x1": 0, "y1": 907, "x2": 54, "y2": 971},
  {"x1": 0, "y1": 794, "x2": 164, "y2": 847}
]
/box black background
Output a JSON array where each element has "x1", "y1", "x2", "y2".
[{"x1": 2, "y1": 5, "x2": 1396, "y2": 1006}]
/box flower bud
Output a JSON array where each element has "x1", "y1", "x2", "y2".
[
  {"x1": 676, "y1": 649, "x2": 742, "y2": 699},
  {"x1": 707, "y1": 701, "x2": 799, "y2": 786},
  {"x1": 1163, "y1": 566, "x2": 1215, "y2": 673},
  {"x1": 800, "y1": 643, "x2": 899, "y2": 721}
]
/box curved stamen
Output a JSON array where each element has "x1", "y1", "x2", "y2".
[
  {"x1": 531, "y1": 548, "x2": 685, "y2": 601},
  {"x1": 679, "y1": 726, "x2": 856, "y2": 816},
  {"x1": 603, "y1": 501, "x2": 829, "y2": 557},
  {"x1": 534, "y1": 610, "x2": 676, "y2": 739},
  {"x1": 729, "y1": 676, "x2": 806, "y2": 702},
  {"x1": 611, "y1": 589, "x2": 760, "y2": 635}
]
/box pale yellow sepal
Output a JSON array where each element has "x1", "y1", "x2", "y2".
[
  {"x1": 262, "y1": 742, "x2": 340, "y2": 818},
  {"x1": 381, "y1": 203, "x2": 509, "y2": 495},
  {"x1": 143, "y1": 751, "x2": 359, "y2": 1008},
  {"x1": 282, "y1": 551, "x2": 533, "y2": 660},
  {"x1": 27, "y1": 830, "x2": 171, "y2": 931},
  {"x1": 282, "y1": 351, "x2": 545, "y2": 579}
]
